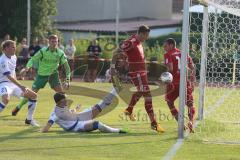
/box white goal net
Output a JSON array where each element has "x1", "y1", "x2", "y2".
[{"x1": 188, "y1": 0, "x2": 240, "y2": 143}]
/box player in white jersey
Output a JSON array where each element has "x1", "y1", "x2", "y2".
[
  {"x1": 41, "y1": 88, "x2": 126, "y2": 133},
  {"x1": 0, "y1": 40, "x2": 37, "y2": 116}
]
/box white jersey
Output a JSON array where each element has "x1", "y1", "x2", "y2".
[
  {"x1": 0, "y1": 53, "x2": 17, "y2": 83},
  {"x1": 48, "y1": 106, "x2": 93, "y2": 132},
  {"x1": 48, "y1": 106, "x2": 78, "y2": 131}
]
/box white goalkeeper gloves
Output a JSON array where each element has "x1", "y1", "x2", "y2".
[{"x1": 63, "y1": 79, "x2": 70, "y2": 90}]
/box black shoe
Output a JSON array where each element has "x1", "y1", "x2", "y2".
[
  {"x1": 119, "y1": 130, "x2": 127, "y2": 134},
  {"x1": 25, "y1": 119, "x2": 40, "y2": 127},
  {"x1": 12, "y1": 107, "x2": 20, "y2": 116},
  {"x1": 25, "y1": 119, "x2": 31, "y2": 125}
]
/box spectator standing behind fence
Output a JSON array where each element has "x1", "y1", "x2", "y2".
[
  {"x1": 85, "y1": 39, "x2": 102, "y2": 82},
  {"x1": 38, "y1": 37, "x2": 49, "y2": 48},
  {"x1": 29, "y1": 38, "x2": 41, "y2": 57},
  {"x1": 58, "y1": 39, "x2": 65, "y2": 51},
  {"x1": 4, "y1": 34, "x2": 10, "y2": 41},
  {"x1": 17, "y1": 38, "x2": 29, "y2": 80},
  {"x1": 18, "y1": 38, "x2": 29, "y2": 59},
  {"x1": 27, "y1": 38, "x2": 41, "y2": 79},
  {"x1": 65, "y1": 39, "x2": 76, "y2": 60},
  {"x1": 65, "y1": 39, "x2": 76, "y2": 80}
]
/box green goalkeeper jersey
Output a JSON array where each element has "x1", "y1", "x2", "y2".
[
  {"x1": 28, "y1": 47, "x2": 69, "y2": 77},
  {"x1": 26, "y1": 58, "x2": 39, "y2": 69}
]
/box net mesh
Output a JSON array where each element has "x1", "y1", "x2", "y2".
[
  {"x1": 204, "y1": 0, "x2": 240, "y2": 16},
  {"x1": 189, "y1": 0, "x2": 240, "y2": 143}
]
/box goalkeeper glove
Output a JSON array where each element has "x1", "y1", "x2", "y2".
[{"x1": 63, "y1": 79, "x2": 70, "y2": 90}]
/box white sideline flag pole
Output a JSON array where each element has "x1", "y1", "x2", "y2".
[{"x1": 178, "y1": 0, "x2": 190, "y2": 139}]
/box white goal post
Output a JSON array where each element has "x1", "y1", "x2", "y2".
[{"x1": 179, "y1": 0, "x2": 240, "y2": 140}]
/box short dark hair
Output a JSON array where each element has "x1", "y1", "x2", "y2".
[
  {"x1": 54, "y1": 92, "x2": 66, "y2": 104},
  {"x1": 164, "y1": 38, "x2": 176, "y2": 47},
  {"x1": 138, "y1": 25, "x2": 150, "y2": 34}
]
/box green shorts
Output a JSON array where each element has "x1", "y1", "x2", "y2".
[{"x1": 32, "y1": 72, "x2": 61, "y2": 90}]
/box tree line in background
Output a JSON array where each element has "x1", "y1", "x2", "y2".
[{"x1": 0, "y1": 0, "x2": 59, "y2": 42}]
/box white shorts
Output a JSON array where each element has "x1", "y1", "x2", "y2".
[
  {"x1": 0, "y1": 82, "x2": 23, "y2": 98},
  {"x1": 73, "y1": 120, "x2": 92, "y2": 132}
]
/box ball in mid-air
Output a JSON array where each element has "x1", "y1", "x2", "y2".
[{"x1": 160, "y1": 72, "x2": 173, "y2": 83}]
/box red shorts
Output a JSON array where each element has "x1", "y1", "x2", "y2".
[
  {"x1": 165, "y1": 82, "x2": 193, "y2": 104},
  {"x1": 129, "y1": 72, "x2": 150, "y2": 92}
]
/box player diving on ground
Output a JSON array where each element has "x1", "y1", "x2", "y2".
[{"x1": 41, "y1": 88, "x2": 127, "y2": 133}]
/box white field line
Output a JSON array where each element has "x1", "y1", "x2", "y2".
[{"x1": 162, "y1": 88, "x2": 234, "y2": 160}]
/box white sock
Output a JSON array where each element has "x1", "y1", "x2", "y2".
[
  {"x1": 97, "y1": 88, "x2": 117, "y2": 110},
  {"x1": 27, "y1": 99, "x2": 37, "y2": 120},
  {"x1": 98, "y1": 122, "x2": 120, "y2": 133},
  {"x1": 0, "y1": 102, "x2": 6, "y2": 112}
]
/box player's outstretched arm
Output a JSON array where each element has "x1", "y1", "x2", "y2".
[
  {"x1": 41, "y1": 122, "x2": 53, "y2": 133},
  {"x1": 19, "y1": 58, "x2": 33, "y2": 76},
  {"x1": 62, "y1": 62, "x2": 71, "y2": 90}
]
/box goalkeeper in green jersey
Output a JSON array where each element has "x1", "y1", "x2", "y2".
[{"x1": 12, "y1": 35, "x2": 71, "y2": 127}]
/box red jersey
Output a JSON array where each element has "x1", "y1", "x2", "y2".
[
  {"x1": 121, "y1": 34, "x2": 146, "y2": 74},
  {"x1": 164, "y1": 48, "x2": 193, "y2": 84}
]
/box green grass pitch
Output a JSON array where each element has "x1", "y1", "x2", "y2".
[{"x1": 0, "y1": 81, "x2": 239, "y2": 160}]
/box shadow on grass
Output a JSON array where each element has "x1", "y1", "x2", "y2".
[
  {"x1": 0, "y1": 127, "x2": 176, "y2": 141},
  {"x1": 0, "y1": 127, "x2": 38, "y2": 143},
  {"x1": 0, "y1": 115, "x2": 13, "y2": 119},
  {"x1": 0, "y1": 135, "x2": 176, "y2": 152}
]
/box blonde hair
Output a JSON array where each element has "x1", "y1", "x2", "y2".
[
  {"x1": 48, "y1": 34, "x2": 58, "y2": 40},
  {"x1": 1, "y1": 40, "x2": 16, "y2": 50}
]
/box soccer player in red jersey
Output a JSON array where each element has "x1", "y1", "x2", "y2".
[
  {"x1": 163, "y1": 38, "x2": 196, "y2": 133},
  {"x1": 111, "y1": 25, "x2": 165, "y2": 133}
]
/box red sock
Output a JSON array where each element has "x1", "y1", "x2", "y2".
[
  {"x1": 170, "y1": 108, "x2": 179, "y2": 121},
  {"x1": 126, "y1": 106, "x2": 133, "y2": 114},
  {"x1": 188, "y1": 107, "x2": 195, "y2": 121},
  {"x1": 126, "y1": 92, "x2": 141, "y2": 114},
  {"x1": 144, "y1": 95, "x2": 157, "y2": 125}
]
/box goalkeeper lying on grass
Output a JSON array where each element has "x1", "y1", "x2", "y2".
[{"x1": 41, "y1": 88, "x2": 127, "y2": 133}]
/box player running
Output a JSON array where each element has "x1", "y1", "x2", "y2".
[
  {"x1": 41, "y1": 89, "x2": 126, "y2": 134},
  {"x1": 111, "y1": 25, "x2": 165, "y2": 133},
  {"x1": 0, "y1": 40, "x2": 37, "y2": 116},
  {"x1": 11, "y1": 34, "x2": 71, "y2": 127},
  {"x1": 163, "y1": 38, "x2": 196, "y2": 133}
]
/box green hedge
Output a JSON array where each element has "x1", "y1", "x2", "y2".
[{"x1": 72, "y1": 58, "x2": 167, "y2": 79}]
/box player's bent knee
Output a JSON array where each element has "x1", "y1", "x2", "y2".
[{"x1": 24, "y1": 90, "x2": 37, "y2": 99}]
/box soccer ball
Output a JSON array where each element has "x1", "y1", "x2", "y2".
[{"x1": 160, "y1": 72, "x2": 173, "y2": 83}]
